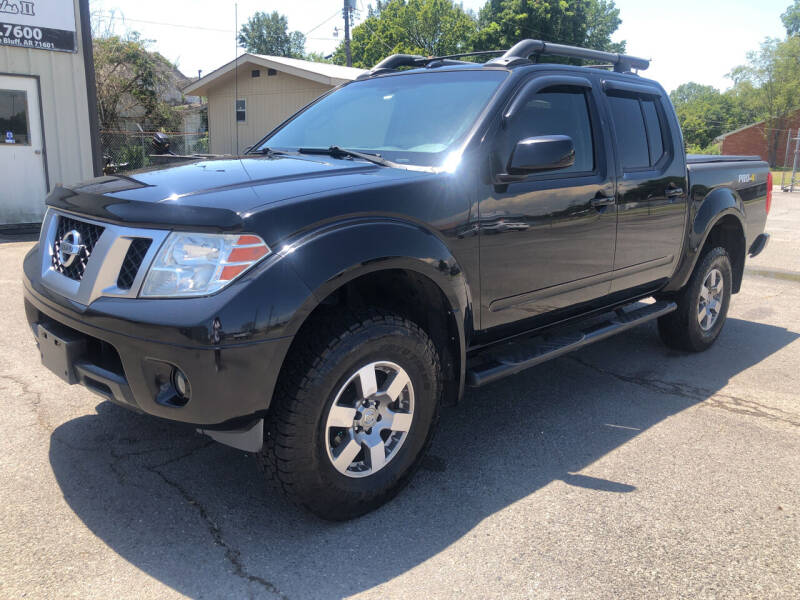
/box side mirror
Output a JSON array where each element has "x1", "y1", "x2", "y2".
[{"x1": 499, "y1": 135, "x2": 575, "y2": 182}]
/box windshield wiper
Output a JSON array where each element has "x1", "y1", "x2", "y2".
[
  {"x1": 298, "y1": 146, "x2": 395, "y2": 168},
  {"x1": 252, "y1": 146, "x2": 288, "y2": 156}
]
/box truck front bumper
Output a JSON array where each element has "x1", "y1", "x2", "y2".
[{"x1": 23, "y1": 254, "x2": 294, "y2": 433}]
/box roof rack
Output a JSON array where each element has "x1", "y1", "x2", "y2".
[
  {"x1": 359, "y1": 50, "x2": 506, "y2": 78},
  {"x1": 486, "y1": 39, "x2": 649, "y2": 73},
  {"x1": 362, "y1": 40, "x2": 649, "y2": 79}
]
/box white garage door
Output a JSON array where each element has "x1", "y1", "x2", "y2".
[{"x1": 0, "y1": 74, "x2": 47, "y2": 225}]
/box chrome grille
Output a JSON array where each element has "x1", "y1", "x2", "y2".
[
  {"x1": 51, "y1": 216, "x2": 105, "y2": 281},
  {"x1": 116, "y1": 238, "x2": 152, "y2": 290},
  {"x1": 40, "y1": 210, "x2": 169, "y2": 305}
]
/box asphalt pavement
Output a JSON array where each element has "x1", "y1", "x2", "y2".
[{"x1": 1, "y1": 193, "x2": 798, "y2": 599}]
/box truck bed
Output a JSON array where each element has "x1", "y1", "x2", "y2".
[{"x1": 686, "y1": 154, "x2": 762, "y2": 164}]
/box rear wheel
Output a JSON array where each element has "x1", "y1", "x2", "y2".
[
  {"x1": 260, "y1": 309, "x2": 441, "y2": 520},
  {"x1": 658, "y1": 246, "x2": 733, "y2": 352}
]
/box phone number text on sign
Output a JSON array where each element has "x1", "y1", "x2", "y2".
[
  {"x1": 0, "y1": 22, "x2": 75, "y2": 52},
  {"x1": 2, "y1": 23, "x2": 43, "y2": 41}
]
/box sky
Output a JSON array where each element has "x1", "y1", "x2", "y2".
[{"x1": 89, "y1": 0, "x2": 791, "y2": 93}]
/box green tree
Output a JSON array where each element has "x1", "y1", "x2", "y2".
[
  {"x1": 670, "y1": 83, "x2": 737, "y2": 149},
  {"x1": 728, "y1": 36, "x2": 800, "y2": 165},
  {"x1": 305, "y1": 51, "x2": 332, "y2": 64},
  {"x1": 332, "y1": 0, "x2": 478, "y2": 68},
  {"x1": 93, "y1": 33, "x2": 180, "y2": 130},
  {"x1": 471, "y1": 0, "x2": 625, "y2": 57},
  {"x1": 238, "y1": 11, "x2": 306, "y2": 58},
  {"x1": 782, "y1": 0, "x2": 800, "y2": 36}
]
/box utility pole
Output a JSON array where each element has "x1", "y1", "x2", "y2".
[
  {"x1": 782, "y1": 128, "x2": 793, "y2": 190},
  {"x1": 343, "y1": 0, "x2": 353, "y2": 67}
]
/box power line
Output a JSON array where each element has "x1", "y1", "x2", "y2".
[
  {"x1": 356, "y1": 15, "x2": 394, "y2": 54},
  {"x1": 304, "y1": 10, "x2": 342, "y2": 36},
  {"x1": 96, "y1": 12, "x2": 233, "y2": 33}
]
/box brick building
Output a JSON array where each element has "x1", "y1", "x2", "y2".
[{"x1": 717, "y1": 108, "x2": 800, "y2": 166}]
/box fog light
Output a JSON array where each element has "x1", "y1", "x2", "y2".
[{"x1": 172, "y1": 368, "x2": 191, "y2": 400}]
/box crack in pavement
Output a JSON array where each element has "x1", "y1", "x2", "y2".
[
  {"x1": 107, "y1": 441, "x2": 213, "y2": 485},
  {"x1": 569, "y1": 356, "x2": 800, "y2": 428},
  {"x1": 0, "y1": 371, "x2": 53, "y2": 432},
  {"x1": 45, "y1": 400, "x2": 287, "y2": 598},
  {"x1": 60, "y1": 431, "x2": 287, "y2": 597},
  {"x1": 146, "y1": 455, "x2": 289, "y2": 600}
]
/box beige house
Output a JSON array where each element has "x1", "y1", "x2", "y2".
[{"x1": 184, "y1": 55, "x2": 366, "y2": 155}]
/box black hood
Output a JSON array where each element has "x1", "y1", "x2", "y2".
[{"x1": 47, "y1": 155, "x2": 428, "y2": 231}]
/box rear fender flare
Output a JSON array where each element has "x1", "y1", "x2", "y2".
[{"x1": 664, "y1": 187, "x2": 745, "y2": 292}]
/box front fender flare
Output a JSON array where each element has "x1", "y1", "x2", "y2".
[{"x1": 277, "y1": 217, "x2": 472, "y2": 398}]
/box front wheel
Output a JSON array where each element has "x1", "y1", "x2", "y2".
[
  {"x1": 658, "y1": 246, "x2": 733, "y2": 352},
  {"x1": 259, "y1": 309, "x2": 441, "y2": 520}
]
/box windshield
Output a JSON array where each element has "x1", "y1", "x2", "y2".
[{"x1": 259, "y1": 70, "x2": 507, "y2": 167}]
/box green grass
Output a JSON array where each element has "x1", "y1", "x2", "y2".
[{"x1": 772, "y1": 169, "x2": 794, "y2": 183}]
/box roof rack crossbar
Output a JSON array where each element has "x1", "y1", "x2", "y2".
[
  {"x1": 487, "y1": 39, "x2": 649, "y2": 73},
  {"x1": 367, "y1": 50, "x2": 506, "y2": 76},
  {"x1": 371, "y1": 54, "x2": 425, "y2": 71},
  {"x1": 426, "y1": 50, "x2": 506, "y2": 61}
]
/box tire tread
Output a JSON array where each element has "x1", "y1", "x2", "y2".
[{"x1": 258, "y1": 308, "x2": 441, "y2": 519}]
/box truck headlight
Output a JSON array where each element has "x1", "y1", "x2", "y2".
[{"x1": 141, "y1": 233, "x2": 270, "y2": 297}]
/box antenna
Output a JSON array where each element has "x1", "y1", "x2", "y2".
[{"x1": 234, "y1": 2, "x2": 239, "y2": 155}]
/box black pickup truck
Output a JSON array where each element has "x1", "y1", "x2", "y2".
[{"x1": 23, "y1": 40, "x2": 770, "y2": 520}]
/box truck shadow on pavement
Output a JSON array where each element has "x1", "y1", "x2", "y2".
[{"x1": 49, "y1": 318, "x2": 798, "y2": 599}]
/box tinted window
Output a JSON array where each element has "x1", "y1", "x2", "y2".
[
  {"x1": 0, "y1": 89, "x2": 29, "y2": 146},
  {"x1": 641, "y1": 98, "x2": 664, "y2": 164},
  {"x1": 608, "y1": 94, "x2": 649, "y2": 169},
  {"x1": 505, "y1": 89, "x2": 595, "y2": 174},
  {"x1": 263, "y1": 70, "x2": 507, "y2": 167}
]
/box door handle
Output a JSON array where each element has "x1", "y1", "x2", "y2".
[
  {"x1": 665, "y1": 187, "x2": 684, "y2": 198},
  {"x1": 591, "y1": 195, "x2": 616, "y2": 208}
]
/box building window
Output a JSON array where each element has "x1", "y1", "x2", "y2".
[
  {"x1": 236, "y1": 99, "x2": 246, "y2": 122},
  {"x1": 267, "y1": 68, "x2": 277, "y2": 76},
  {"x1": 251, "y1": 69, "x2": 260, "y2": 78},
  {"x1": 0, "y1": 89, "x2": 30, "y2": 146}
]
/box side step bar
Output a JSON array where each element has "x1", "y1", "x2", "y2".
[{"x1": 466, "y1": 300, "x2": 677, "y2": 387}]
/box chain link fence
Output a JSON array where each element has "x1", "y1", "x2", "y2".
[{"x1": 100, "y1": 130, "x2": 209, "y2": 173}]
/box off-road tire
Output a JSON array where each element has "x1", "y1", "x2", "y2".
[
  {"x1": 658, "y1": 247, "x2": 733, "y2": 352},
  {"x1": 259, "y1": 309, "x2": 441, "y2": 520}
]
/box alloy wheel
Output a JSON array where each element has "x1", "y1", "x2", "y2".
[
  {"x1": 324, "y1": 361, "x2": 415, "y2": 478},
  {"x1": 697, "y1": 267, "x2": 724, "y2": 331}
]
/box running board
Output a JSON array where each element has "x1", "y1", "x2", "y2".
[{"x1": 466, "y1": 301, "x2": 677, "y2": 387}]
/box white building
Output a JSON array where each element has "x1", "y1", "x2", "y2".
[
  {"x1": 0, "y1": 0, "x2": 99, "y2": 226},
  {"x1": 184, "y1": 54, "x2": 365, "y2": 156}
]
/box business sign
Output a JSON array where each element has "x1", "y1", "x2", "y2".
[{"x1": 0, "y1": 0, "x2": 77, "y2": 52}]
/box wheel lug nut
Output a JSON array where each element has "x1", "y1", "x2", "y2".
[
  {"x1": 377, "y1": 414, "x2": 382, "y2": 421},
  {"x1": 355, "y1": 411, "x2": 362, "y2": 420}
]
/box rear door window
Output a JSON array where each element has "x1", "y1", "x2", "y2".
[
  {"x1": 607, "y1": 92, "x2": 668, "y2": 170},
  {"x1": 641, "y1": 99, "x2": 665, "y2": 164},
  {"x1": 607, "y1": 94, "x2": 649, "y2": 169}
]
